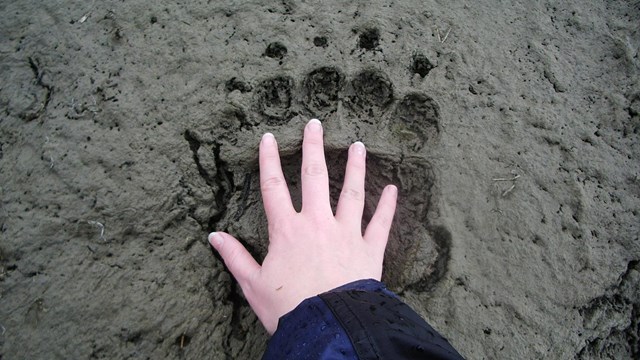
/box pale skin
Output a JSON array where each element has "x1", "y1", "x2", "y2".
[{"x1": 209, "y1": 118, "x2": 398, "y2": 335}]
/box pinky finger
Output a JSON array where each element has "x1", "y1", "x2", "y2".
[{"x1": 363, "y1": 185, "x2": 398, "y2": 252}]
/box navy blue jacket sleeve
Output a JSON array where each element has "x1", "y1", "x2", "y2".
[{"x1": 262, "y1": 279, "x2": 464, "y2": 360}]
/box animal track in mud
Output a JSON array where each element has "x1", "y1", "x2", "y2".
[
  {"x1": 225, "y1": 149, "x2": 451, "y2": 292},
  {"x1": 195, "y1": 66, "x2": 447, "y2": 292},
  {"x1": 359, "y1": 27, "x2": 381, "y2": 50},
  {"x1": 249, "y1": 67, "x2": 438, "y2": 148},
  {"x1": 263, "y1": 42, "x2": 288, "y2": 60},
  {"x1": 391, "y1": 92, "x2": 441, "y2": 150},
  {"x1": 186, "y1": 66, "x2": 451, "y2": 358},
  {"x1": 411, "y1": 54, "x2": 435, "y2": 78},
  {"x1": 303, "y1": 66, "x2": 345, "y2": 115},
  {"x1": 1, "y1": 57, "x2": 53, "y2": 122},
  {"x1": 346, "y1": 69, "x2": 394, "y2": 118},
  {"x1": 255, "y1": 75, "x2": 294, "y2": 123},
  {"x1": 313, "y1": 36, "x2": 328, "y2": 48},
  {"x1": 225, "y1": 77, "x2": 252, "y2": 93}
]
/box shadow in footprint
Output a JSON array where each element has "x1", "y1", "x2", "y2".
[
  {"x1": 391, "y1": 92, "x2": 440, "y2": 150},
  {"x1": 411, "y1": 54, "x2": 435, "y2": 78},
  {"x1": 359, "y1": 28, "x2": 380, "y2": 50},
  {"x1": 255, "y1": 75, "x2": 294, "y2": 124},
  {"x1": 346, "y1": 69, "x2": 394, "y2": 119},
  {"x1": 313, "y1": 36, "x2": 328, "y2": 48},
  {"x1": 302, "y1": 67, "x2": 345, "y2": 116},
  {"x1": 216, "y1": 146, "x2": 449, "y2": 292},
  {"x1": 264, "y1": 42, "x2": 288, "y2": 59}
]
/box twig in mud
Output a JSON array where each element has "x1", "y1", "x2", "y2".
[
  {"x1": 493, "y1": 172, "x2": 521, "y2": 197},
  {"x1": 501, "y1": 184, "x2": 516, "y2": 197},
  {"x1": 79, "y1": 12, "x2": 91, "y2": 23},
  {"x1": 87, "y1": 220, "x2": 105, "y2": 240},
  {"x1": 441, "y1": 28, "x2": 451, "y2": 43},
  {"x1": 436, "y1": 27, "x2": 452, "y2": 44},
  {"x1": 492, "y1": 174, "x2": 521, "y2": 182},
  {"x1": 78, "y1": 0, "x2": 96, "y2": 23}
]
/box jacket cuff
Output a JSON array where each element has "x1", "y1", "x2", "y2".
[
  {"x1": 322, "y1": 278, "x2": 398, "y2": 297},
  {"x1": 262, "y1": 279, "x2": 386, "y2": 360}
]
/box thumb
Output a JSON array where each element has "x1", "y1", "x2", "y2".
[{"x1": 209, "y1": 232, "x2": 260, "y2": 287}]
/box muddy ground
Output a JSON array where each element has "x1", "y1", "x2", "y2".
[{"x1": 1, "y1": 0, "x2": 639, "y2": 359}]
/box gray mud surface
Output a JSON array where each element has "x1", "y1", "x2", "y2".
[{"x1": 1, "y1": 1, "x2": 639, "y2": 359}]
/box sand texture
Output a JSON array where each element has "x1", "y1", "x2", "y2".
[{"x1": 1, "y1": 0, "x2": 639, "y2": 358}]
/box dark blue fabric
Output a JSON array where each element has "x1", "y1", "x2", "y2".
[
  {"x1": 262, "y1": 280, "x2": 385, "y2": 359},
  {"x1": 262, "y1": 279, "x2": 464, "y2": 360},
  {"x1": 319, "y1": 287, "x2": 465, "y2": 359}
]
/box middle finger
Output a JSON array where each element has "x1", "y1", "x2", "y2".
[{"x1": 301, "y1": 119, "x2": 331, "y2": 215}]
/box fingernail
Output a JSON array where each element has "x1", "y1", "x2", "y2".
[
  {"x1": 388, "y1": 185, "x2": 398, "y2": 196},
  {"x1": 308, "y1": 119, "x2": 322, "y2": 133},
  {"x1": 209, "y1": 232, "x2": 223, "y2": 248},
  {"x1": 262, "y1": 132, "x2": 275, "y2": 145},
  {"x1": 353, "y1": 141, "x2": 366, "y2": 156}
]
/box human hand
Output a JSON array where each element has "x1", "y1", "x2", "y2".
[{"x1": 208, "y1": 119, "x2": 398, "y2": 334}]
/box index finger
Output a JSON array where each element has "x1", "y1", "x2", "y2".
[{"x1": 259, "y1": 133, "x2": 295, "y2": 222}]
